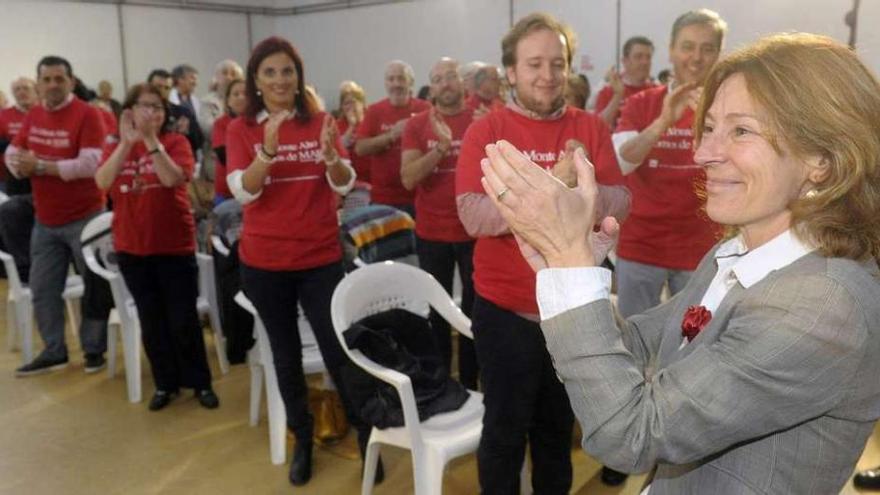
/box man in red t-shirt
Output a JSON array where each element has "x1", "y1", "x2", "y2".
[
  {"x1": 0, "y1": 77, "x2": 39, "y2": 283},
  {"x1": 456, "y1": 13, "x2": 631, "y2": 493},
  {"x1": 354, "y1": 60, "x2": 430, "y2": 215},
  {"x1": 4, "y1": 56, "x2": 110, "y2": 376},
  {"x1": 401, "y1": 57, "x2": 479, "y2": 390},
  {"x1": 465, "y1": 65, "x2": 504, "y2": 118},
  {"x1": 595, "y1": 36, "x2": 657, "y2": 129},
  {"x1": 612, "y1": 9, "x2": 727, "y2": 324}
]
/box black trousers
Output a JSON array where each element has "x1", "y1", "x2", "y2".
[
  {"x1": 416, "y1": 236, "x2": 479, "y2": 390},
  {"x1": 117, "y1": 253, "x2": 212, "y2": 391},
  {"x1": 473, "y1": 295, "x2": 574, "y2": 495},
  {"x1": 240, "y1": 261, "x2": 369, "y2": 442}
]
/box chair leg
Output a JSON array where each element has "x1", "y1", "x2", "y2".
[
  {"x1": 361, "y1": 436, "x2": 381, "y2": 495},
  {"x1": 20, "y1": 298, "x2": 34, "y2": 364},
  {"x1": 249, "y1": 362, "x2": 263, "y2": 426},
  {"x1": 211, "y1": 310, "x2": 230, "y2": 375},
  {"x1": 263, "y1": 363, "x2": 287, "y2": 465},
  {"x1": 121, "y1": 321, "x2": 142, "y2": 403},
  {"x1": 7, "y1": 299, "x2": 18, "y2": 352},
  {"x1": 412, "y1": 449, "x2": 446, "y2": 495},
  {"x1": 64, "y1": 298, "x2": 79, "y2": 342},
  {"x1": 107, "y1": 320, "x2": 119, "y2": 378}
]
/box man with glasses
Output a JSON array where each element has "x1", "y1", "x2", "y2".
[
  {"x1": 4, "y1": 55, "x2": 109, "y2": 376},
  {"x1": 400, "y1": 57, "x2": 479, "y2": 390}
]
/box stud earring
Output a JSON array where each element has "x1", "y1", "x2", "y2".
[
  {"x1": 256, "y1": 89, "x2": 262, "y2": 96},
  {"x1": 805, "y1": 189, "x2": 818, "y2": 198}
]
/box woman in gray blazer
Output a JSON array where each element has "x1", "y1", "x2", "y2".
[{"x1": 477, "y1": 32, "x2": 880, "y2": 494}]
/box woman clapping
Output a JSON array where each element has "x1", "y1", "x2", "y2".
[
  {"x1": 95, "y1": 83, "x2": 217, "y2": 411},
  {"x1": 225, "y1": 36, "x2": 370, "y2": 487}
]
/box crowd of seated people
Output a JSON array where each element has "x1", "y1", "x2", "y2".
[{"x1": 2, "y1": 7, "x2": 880, "y2": 494}]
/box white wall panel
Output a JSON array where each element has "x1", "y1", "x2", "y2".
[
  {"x1": 0, "y1": 2, "x2": 124, "y2": 100},
  {"x1": 120, "y1": 5, "x2": 250, "y2": 92},
  {"x1": 273, "y1": 0, "x2": 511, "y2": 110}
]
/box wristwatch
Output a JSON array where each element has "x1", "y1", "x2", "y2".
[
  {"x1": 35, "y1": 160, "x2": 47, "y2": 176},
  {"x1": 147, "y1": 143, "x2": 165, "y2": 155}
]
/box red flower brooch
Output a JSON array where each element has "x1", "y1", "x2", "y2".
[{"x1": 681, "y1": 305, "x2": 712, "y2": 342}]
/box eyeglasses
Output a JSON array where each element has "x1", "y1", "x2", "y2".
[
  {"x1": 430, "y1": 72, "x2": 460, "y2": 85},
  {"x1": 134, "y1": 102, "x2": 164, "y2": 111}
]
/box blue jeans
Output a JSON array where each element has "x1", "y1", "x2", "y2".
[{"x1": 30, "y1": 213, "x2": 108, "y2": 359}]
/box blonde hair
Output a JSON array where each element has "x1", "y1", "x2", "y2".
[
  {"x1": 695, "y1": 32, "x2": 880, "y2": 261},
  {"x1": 501, "y1": 12, "x2": 577, "y2": 68},
  {"x1": 338, "y1": 80, "x2": 366, "y2": 105}
]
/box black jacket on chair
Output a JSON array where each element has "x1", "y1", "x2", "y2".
[{"x1": 342, "y1": 308, "x2": 469, "y2": 429}]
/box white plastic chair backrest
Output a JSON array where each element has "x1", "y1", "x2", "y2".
[
  {"x1": 0, "y1": 250, "x2": 24, "y2": 298},
  {"x1": 80, "y1": 212, "x2": 138, "y2": 326},
  {"x1": 210, "y1": 234, "x2": 230, "y2": 258},
  {"x1": 330, "y1": 261, "x2": 472, "y2": 443},
  {"x1": 0, "y1": 193, "x2": 25, "y2": 295}
]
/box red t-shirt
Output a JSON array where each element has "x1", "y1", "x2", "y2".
[
  {"x1": 13, "y1": 98, "x2": 106, "y2": 226},
  {"x1": 465, "y1": 94, "x2": 505, "y2": 112},
  {"x1": 0, "y1": 107, "x2": 28, "y2": 181},
  {"x1": 356, "y1": 97, "x2": 431, "y2": 205},
  {"x1": 226, "y1": 112, "x2": 346, "y2": 271},
  {"x1": 337, "y1": 117, "x2": 370, "y2": 183},
  {"x1": 401, "y1": 108, "x2": 474, "y2": 242},
  {"x1": 99, "y1": 108, "x2": 117, "y2": 139},
  {"x1": 456, "y1": 106, "x2": 625, "y2": 314},
  {"x1": 594, "y1": 80, "x2": 656, "y2": 126},
  {"x1": 103, "y1": 133, "x2": 196, "y2": 256},
  {"x1": 615, "y1": 85, "x2": 720, "y2": 270},
  {"x1": 212, "y1": 113, "x2": 232, "y2": 198}
]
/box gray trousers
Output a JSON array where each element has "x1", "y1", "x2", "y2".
[
  {"x1": 615, "y1": 257, "x2": 693, "y2": 318},
  {"x1": 30, "y1": 213, "x2": 108, "y2": 359}
]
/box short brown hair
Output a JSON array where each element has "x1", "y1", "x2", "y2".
[
  {"x1": 695, "y1": 33, "x2": 880, "y2": 262},
  {"x1": 121, "y1": 82, "x2": 171, "y2": 134},
  {"x1": 670, "y1": 9, "x2": 727, "y2": 48},
  {"x1": 623, "y1": 36, "x2": 653, "y2": 57},
  {"x1": 501, "y1": 12, "x2": 577, "y2": 68}
]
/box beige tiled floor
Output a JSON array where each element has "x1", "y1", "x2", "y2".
[{"x1": 0, "y1": 278, "x2": 876, "y2": 494}]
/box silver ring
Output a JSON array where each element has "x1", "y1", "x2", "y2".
[{"x1": 496, "y1": 188, "x2": 510, "y2": 201}]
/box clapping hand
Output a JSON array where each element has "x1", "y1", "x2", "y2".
[
  {"x1": 429, "y1": 109, "x2": 452, "y2": 154},
  {"x1": 320, "y1": 114, "x2": 340, "y2": 164},
  {"x1": 480, "y1": 140, "x2": 620, "y2": 272},
  {"x1": 263, "y1": 109, "x2": 291, "y2": 156},
  {"x1": 119, "y1": 109, "x2": 143, "y2": 145}
]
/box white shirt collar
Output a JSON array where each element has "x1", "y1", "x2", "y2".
[{"x1": 714, "y1": 229, "x2": 815, "y2": 288}]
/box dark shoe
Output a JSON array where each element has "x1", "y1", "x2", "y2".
[
  {"x1": 83, "y1": 353, "x2": 106, "y2": 374},
  {"x1": 148, "y1": 390, "x2": 179, "y2": 411},
  {"x1": 15, "y1": 354, "x2": 69, "y2": 377},
  {"x1": 195, "y1": 389, "x2": 219, "y2": 409},
  {"x1": 854, "y1": 466, "x2": 880, "y2": 490},
  {"x1": 288, "y1": 441, "x2": 313, "y2": 486},
  {"x1": 601, "y1": 466, "x2": 628, "y2": 486}
]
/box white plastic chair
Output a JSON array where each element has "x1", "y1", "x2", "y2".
[
  {"x1": 80, "y1": 212, "x2": 142, "y2": 403},
  {"x1": 196, "y1": 252, "x2": 229, "y2": 374},
  {"x1": 0, "y1": 194, "x2": 83, "y2": 364},
  {"x1": 235, "y1": 290, "x2": 326, "y2": 465},
  {"x1": 331, "y1": 261, "x2": 484, "y2": 495}
]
